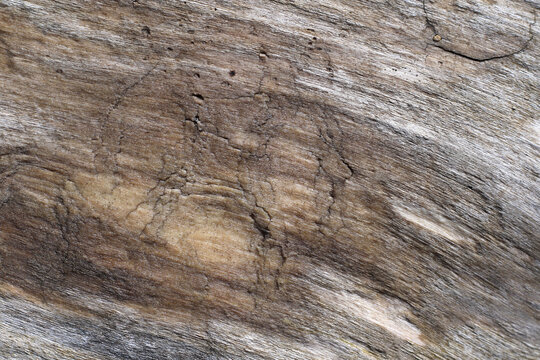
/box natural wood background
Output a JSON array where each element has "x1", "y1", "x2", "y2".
[{"x1": 0, "y1": 0, "x2": 538, "y2": 359}]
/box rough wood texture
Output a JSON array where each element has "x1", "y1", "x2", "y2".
[{"x1": 0, "y1": 0, "x2": 538, "y2": 359}]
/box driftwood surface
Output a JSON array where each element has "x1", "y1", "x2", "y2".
[{"x1": 0, "y1": 0, "x2": 539, "y2": 359}]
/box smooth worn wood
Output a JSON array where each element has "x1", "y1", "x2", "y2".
[{"x1": 0, "y1": 0, "x2": 538, "y2": 359}]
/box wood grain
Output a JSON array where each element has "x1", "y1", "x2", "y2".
[{"x1": 0, "y1": 0, "x2": 538, "y2": 359}]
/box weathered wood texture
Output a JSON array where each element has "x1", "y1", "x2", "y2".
[{"x1": 0, "y1": 0, "x2": 539, "y2": 359}]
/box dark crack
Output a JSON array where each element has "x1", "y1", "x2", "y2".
[
  {"x1": 422, "y1": 0, "x2": 537, "y2": 62},
  {"x1": 236, "y1": 173, "x2": 286, "y2": 293},
  {"x1": 52, "y1": 195, "x2": 74, "y2": 276},
  {"x1": 97, "y1": 62, "x2": 160, "y2": 170}
]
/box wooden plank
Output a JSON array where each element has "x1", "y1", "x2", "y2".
[{"x1": 0, "y1": 0, "x2": 538, "y2": 358}]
